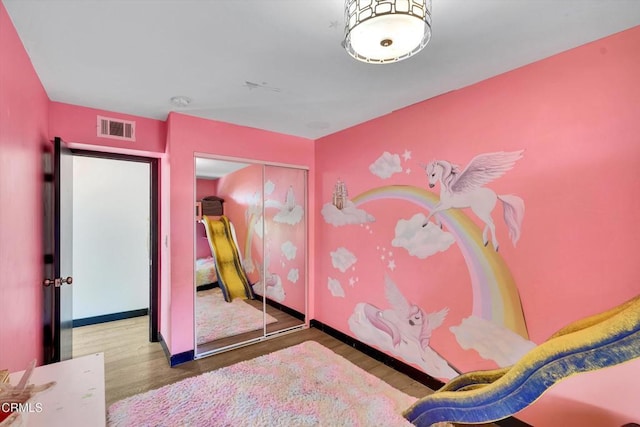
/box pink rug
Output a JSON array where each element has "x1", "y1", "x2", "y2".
[
  {"x1": 107, "y1": 341, "x2": 417, "y2": 426},
  {"x1": 196, "y1": 288, "x2": 277, "y2": 345}
]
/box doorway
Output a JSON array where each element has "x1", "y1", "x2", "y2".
[{"x1": 70, "y1": 150, "x2": 159, "y2": 345}]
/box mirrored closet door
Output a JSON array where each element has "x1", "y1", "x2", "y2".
[
  {"x1": 194, "y1": 157, "x2": 307, "y2": 357},
  {"x1": 261, "y1": 165, "x2": 307, "y2": 335}
]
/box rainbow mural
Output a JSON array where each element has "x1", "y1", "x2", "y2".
[{"x1": 352, "y1": 185, "x2": 528, "y2": 339}]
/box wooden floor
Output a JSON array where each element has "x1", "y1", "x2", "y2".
[
  {"x1": 73, "y1": 316, "x2": 432, "y2": 407},
  {"x1": 73, "y1": 316, "x2": 497, "y2": 426}
]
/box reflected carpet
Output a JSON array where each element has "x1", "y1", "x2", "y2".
[
  {"x1": 107, "y1": 341, "x2": 416, "y2": 426},
  {"x1": 196, "y1": 288, "x2": 277, "y2": 345}
]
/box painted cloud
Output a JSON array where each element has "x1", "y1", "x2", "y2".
[
  {"x1": 392, "y1": 213, "x2": 455, "y2": 258},
  {"x1": 253, "y1": 272, "x2": 286, "y2": 302},
  {"x1": 328, "y1": 277, "x2": 345, "y2": 298},
  {"x1": 246, "y1": 191, "x2": 262, "y2": 220},
  {"x1": 450, "y1": 316, "x2": 537, "y2": 367},
  {"x1": 281, "y1": 240, "x2": 297, "y2": 261},
  {"x1": 243, "y1": 257, "x2": 255, "y2": 274},
  {"x1": 330, "y1": 247, "x2": 357, "y2": 272},
  {"x1": 369, "y1": 151, "x2": 403, "y2": 179},
  {"x1": 287, "y1": 268, "x2": 299, "y2": 284},
  {"x1": 253, "y1": 215, "x2": 265, "y2": 238},
  {"x1": 264, "y1": 180, "x2": 275, "y2": 196},
  {"x1": 267, "y1": 186, "x2": 304, "y2": 225},
  {"x1": 273, "y1": 203, "x2": 304, "y2": 225},
  {"x1": 321, "y1": 200, "x2": 375, "y2": 226}
]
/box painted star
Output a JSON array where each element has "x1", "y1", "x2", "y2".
[
  {"x1": 388, "y1": 259, "x2": 396, "y2": 271},
  {"x1": 402, "y1": 149, "x2": 412, "y2": 161},
  {"x1": 405, "y1": 168, "x2": 412, "y2": 174},
  {"x1": 349, "y1": 277, "x2": 356, "y2": 287}
]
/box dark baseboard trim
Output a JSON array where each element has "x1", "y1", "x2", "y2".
[
  {"x1": 310, "y1": 319, "x2": 444, "y2": 391},
  {"x1": 73, "y1": 309, "x2": 148, "y2": 328},
  {"x1": 196, "y1": 282, "x2": 219, "y2": 292},
  {"x1": 158, "y1": 332, "x2": 171, "y2": 361},
  {"x1": 309, "y1": 319, "x2": 531, "y2": 427},
  {"x1": 254, "y1": 294, "x2": 305, "y2": 321},
  {"x1": 158, "y1": 332, "x2": 194, "y2": 367}
]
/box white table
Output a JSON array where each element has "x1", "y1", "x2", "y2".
[{"x1": 8, "y1": 353, "x2": 105, "y2": 427}]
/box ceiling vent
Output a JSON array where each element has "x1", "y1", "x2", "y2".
[{"x1": 97, "y1": 115, "x2": 135, "y2": 141}]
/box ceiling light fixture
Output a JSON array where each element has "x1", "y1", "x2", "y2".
[{"x1": 343, "y1": 0, "x2": 432, "y2": 64}]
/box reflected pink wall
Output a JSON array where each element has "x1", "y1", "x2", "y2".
[
  {"x1": 315, "y1": 26, "x2": 640, "y2": 423},
  {"x1": 195, "y1": 179, "x2": 218, "y2": 259},
  {"x1": 195, "y1": 178, "x2": 217, "y2": 200},
  {"x1": 214, "y1": 165, "x2": 308, "y2": 314},
  {"x1": 166, "y1": 112, "x2": 314, "y2": 354},
  {"x1": 216, "y1": 164, "x2": 263, "y2": 285},
  {"x1": 0, "y1": 2, "x2": 50, "y2": 371}
]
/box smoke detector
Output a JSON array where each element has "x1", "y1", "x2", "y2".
[{"x1": 169, "y1": 96, "x2": 192, "y2": 107}]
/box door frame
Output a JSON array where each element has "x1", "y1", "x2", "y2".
[{"x1": 71, "y1": 149, "x2": 160, "y2": 342}]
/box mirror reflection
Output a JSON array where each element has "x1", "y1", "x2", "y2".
[{"x1": 194, "y1": 157, "x2": 307, "y2": 356}]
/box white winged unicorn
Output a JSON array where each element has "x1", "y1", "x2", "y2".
[
  {"x1": 362, "y1": 275, "x2": 449, "y2": 352},
  {"x1": 423, "y1": 150, "x2": 525, "y2": 251},
  {"x1": 350, "y1": 276, "x2": 458, "y2": 378}
]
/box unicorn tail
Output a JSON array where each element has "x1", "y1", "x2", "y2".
[
  {"x1": 498, "y1": 194, "x2": 525, "y2": 246},
  {"x1": 363, "y1": 304, "x2": 402, "y2": 347}
]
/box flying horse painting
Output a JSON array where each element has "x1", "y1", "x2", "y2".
[{"x1": 423, "y1": 150, "x2": 525, "y2": 251}]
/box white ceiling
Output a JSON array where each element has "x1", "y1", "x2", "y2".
[
  {"x1": 195, "y1": 157, "x2": 249, "y2": 179},
  {"x1": 4, "y1": 0, "x2": 640, "y2": 139}
]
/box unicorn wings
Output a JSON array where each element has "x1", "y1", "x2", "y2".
[
  {"x1": 451, "y1": 150, "x2": 524, "y2": 194},
  {"x1": 384, "y1": 275, "x2": 411, "y2": 317},
  {"x1": 427, "y1": 307, "x2": 449, "y2": 330},
  {"x1": 285, "y1": 186, "x2": 296, "y2": 210}
]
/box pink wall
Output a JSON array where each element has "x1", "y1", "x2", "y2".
[
  {"x1": 49, "y1": 101, "x2": 166, "y2": 154},
  {"x1": 314, "y1": 26, "x2": 640, "y2": 423},
  {"x1": 165, "y1": 112, "x2": 314, "y2": 354},
  {"x1": 159, "y1": 148, "x2": 171, "y2": 346},
  {"x1": 0, "y1": 2, "x2": 50, "y2": 371},
  {"x1": 517, "y1": 358, "x2": 640, "y2": 425}
]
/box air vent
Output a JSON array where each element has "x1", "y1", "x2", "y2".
[{"x1": 97, "y1": 115, "x2": 135, "y2": 141}]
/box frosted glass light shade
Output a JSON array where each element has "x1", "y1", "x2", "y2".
[{"x1": 344, "y1": 0, "x2": 432, "y2": 64}]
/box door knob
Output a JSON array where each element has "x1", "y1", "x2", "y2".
[{"x1": 42, "y1": 277, "x2": 73, "y2": 287}]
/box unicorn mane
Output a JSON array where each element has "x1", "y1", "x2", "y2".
[
  {"x1": 433, "y1": 160, "x2": 460, "y2": 191},
  {"x1": 408, "y1": 304, "x2": 433, "y2": 350}
]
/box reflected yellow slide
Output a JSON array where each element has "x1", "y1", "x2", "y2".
[
  {"x1": 404, "y1": 294, "x2": 640, "y2": 426},
  {"x1": 202, "y1": 215, "x2": 254, "y2": 302}
]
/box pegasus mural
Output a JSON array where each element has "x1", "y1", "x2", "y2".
[
  {"x1": 423, "y1": 150, "x2": 525, "y2": 251},
  {"x1": 349, "y1": 275, "x2": 458, "y2": 380}
]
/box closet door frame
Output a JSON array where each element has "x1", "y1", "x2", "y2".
[{"x1": 193, "y1": 153, "x2": 309, "y2": 359}]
